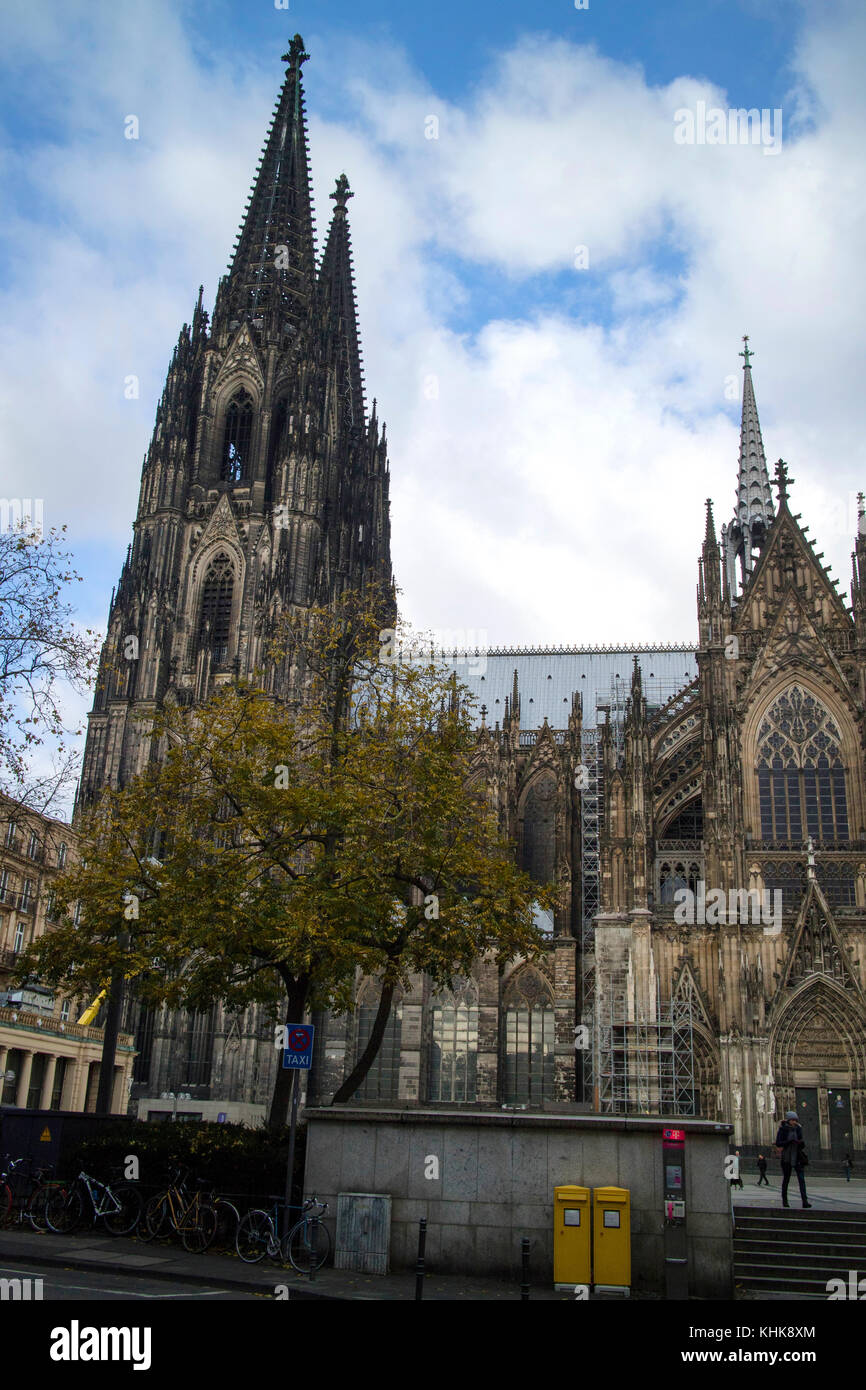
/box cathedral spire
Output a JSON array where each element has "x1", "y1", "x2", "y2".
[
  {"x1": 724, "y1": 336, "x2": 775, "y2": 595},
  {"x1": 216, "y1": 38, "x2": 316, "y2": 336},
  {"x1": 318, "y1": 173, "x2": 365, "y2": 426}
]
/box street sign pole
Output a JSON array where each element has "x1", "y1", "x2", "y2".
[
  {"x1": 280, "y1": 1024, "x2": 315, "y2": 1240},
  {"x1": 284, "y1": 1068, "x2": 299, "y2": 1238}
]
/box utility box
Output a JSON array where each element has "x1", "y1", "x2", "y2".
[
  {"x1": 553, "y1": 1184, "x2": 590, "y2": 1288},
  {"x1": 334, "y1": 1192, "x2": 391, "y2": 1275},
  {"x1": 592, "y1": 1186, "x2": 631, "y2": 1294}
]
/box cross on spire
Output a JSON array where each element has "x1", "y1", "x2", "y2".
[
  {"x1": 282, "y1": 34, "x2": 309, "y2": 68},
  {"x1": 739, "y1": 334, "x2": 753, "y2": 368},
  {"x1": 330, "y1": 173, "x2": 354, "y2": 212}
]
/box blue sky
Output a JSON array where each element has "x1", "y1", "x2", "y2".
[{"x1": 1, "y1": 0, "x2": 864, "y2": 804}]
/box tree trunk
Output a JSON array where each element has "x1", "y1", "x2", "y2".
[
  {"x1": 331, "y1": 981, "x2": 395, "y2": 1104},
  {"x1": 267, "y1": 971, "x2": 310, "y2": 1128}
]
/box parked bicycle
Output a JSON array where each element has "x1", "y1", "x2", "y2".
[
  {"x1": 0, "y1": 1154, "x2": 56, "y2": 1232},
  {"x1": 235, "y1": 1194, "x2": 330, "y2": 1272},
  {"x1": 142, "y1": 1167, "x2": 217, "y2": 1253},
  {"x1": 44, "y1": 1168, "x2": 142, "y2": 1236}
]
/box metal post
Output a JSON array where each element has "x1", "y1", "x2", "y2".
[
  {"x1": 520, "y1": 1236, "x2": 531, "y2": 1300},
  {"x1": 95, "y1": 962, "x2": 124, "y2": 1115},
  {"x1": 283, "y1": 1069, "x2": 299, "y2": 1240},
  {"x1": 415, "y1": 1217, "x2": 427, "y2": 1300}
]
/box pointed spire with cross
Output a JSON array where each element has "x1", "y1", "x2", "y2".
[{"x1": 724, "y1": 335, "x2": 774, "y2": 596}]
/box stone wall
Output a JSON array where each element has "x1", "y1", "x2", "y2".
[{"x1": 304, "y1": 1106, "x2": 734, "y2": 1297}]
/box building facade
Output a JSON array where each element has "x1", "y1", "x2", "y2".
[
  {"x1": 76, "y1": 40, "x2": 866, "y2": 1156},
  {"x1": 0, "y1": 797, "x2": 135, "y2": 1113}
]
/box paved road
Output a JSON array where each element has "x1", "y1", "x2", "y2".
[{"x1": 0, "y1": 1260, "x2": 263, "y2": 1301}]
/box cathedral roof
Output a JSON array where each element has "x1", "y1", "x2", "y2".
[{"x1": 440, "y1": 646, "x2": 697, "y2": 730}]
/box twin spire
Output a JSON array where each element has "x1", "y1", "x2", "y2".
[{"x1": 215, "y1": 35, "x2": 366, "y2": 420}]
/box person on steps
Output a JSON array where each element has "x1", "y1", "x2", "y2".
[{"x1": 775, "y1": 1110, "x2": 811, "y2": 1209}]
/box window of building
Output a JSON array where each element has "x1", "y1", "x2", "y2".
[
  {"x1": 221, "y1": 389, "x2": 254, "y2": 483},
  {"x1": 60, "y1": 998, "x2": 70, "y2": 1021},
  {"x1": 520, "y1": 773, "x2": 557, "y2": 885},
  {"x1": 27, "y1": 832, "x2": 39, "y2": 859},
  {"x1": 355, "y1": 991, "x2": 403, "y2": 1101},
  {"x1": 756, "y1": 687, "x2": 849, "y2": 843},
  {"x1": 5, "y1": 821, "x2": 17, "y2": 848},
  {"x1": 198, "y1": 553, "x2": 235, "y2": 666},
  {"x1": 73, "y1": 901, "x2": 82, "y2": 926},
  {"x1": 21, "y1": 878, "x2": 33, "y2": 909},
  {"x1": 502, "y1": 967, "x2": 556, "y2": 1104},
  {"x1": 13, "y1": 921, "x2": 25, "y2": 953},
  {"x1": 58, "y1": 842, "x2": 67, "y2": 868},
  {"x1": 429, "y1": 980, "x2": 478, "y2": 1102},
  {"x1": 0, "y1": 869, "x2": 8, "y2": 903}
]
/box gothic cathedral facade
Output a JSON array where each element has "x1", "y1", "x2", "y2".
[{"x1": 79, "y1": 40, "x2": 866, "y2": 1158}]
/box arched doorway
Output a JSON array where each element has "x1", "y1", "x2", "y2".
[{"x1": 772, "y1": 977, "x2": 866, "y2": 1158}]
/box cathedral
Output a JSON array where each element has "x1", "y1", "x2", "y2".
[{"x1": 78, "y1": 39, "x2": 866, "y2": 1160}]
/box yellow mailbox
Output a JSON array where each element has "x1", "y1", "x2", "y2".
[
  {"x1": 592, "y1": 1186, "x2": 631, "y2": 1292},
  {"x1": 553, "y1": 1185, "x2": 591, "y2": 1287}
]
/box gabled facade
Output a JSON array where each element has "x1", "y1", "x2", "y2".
[{"x1": 593, "y1": 347, "x2": 866, "y2": 1155}]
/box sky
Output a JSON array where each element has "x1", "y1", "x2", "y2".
[{"x1": 1, "y1": 0, "x2": 865, "y2": 792}]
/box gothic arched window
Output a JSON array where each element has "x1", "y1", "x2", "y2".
[
  {"x1": 355, "y1": 985, "x2": 403, "y2": 1102},
  {"x1": 221, "y1": 389, "x2": 254, "y2": 483},
  {"x1": 520, "y1": 772, "x2": 556, "y2": 885},
  {"x1": 502, "y1": 967, "x2": 555, "y2": 1104},
  {"x1": 756, "y1": 687, "x2": 849, "y2": 843},
  {"x1": 429, "y1": 978, "x2": 478, "y2": 1102},
  {"x1": 198, "y1": 553, "x2": 234, "y2": 665}
]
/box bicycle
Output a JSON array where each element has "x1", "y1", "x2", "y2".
[
  {"x1": 285, "y1": 1196, "x2": 330, "y2": 1274},
  {"x1": 235, "y1": 1194, "x2": 330, "y2": 1271},
  {"x1": 235, "y1": 1196, "x2": 287, "y2": 1265},
  {"x1": 45, "y1": 1169, "x2": 142, "y2": 1236},
  {"x1": 143, "y1": 1168, "x2": 217, "y2": 1253},
  {"x1": 0, "y1": 1155, "x2": 58, "y2": 1232}
]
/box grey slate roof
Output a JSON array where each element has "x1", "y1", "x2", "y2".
[{"x1": 441, "y1": 647, "x2": 699, "y2": 730}]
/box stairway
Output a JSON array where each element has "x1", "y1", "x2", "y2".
[{"x1": 734, "y1": 1207, "x2": 866, "y2": 1296}]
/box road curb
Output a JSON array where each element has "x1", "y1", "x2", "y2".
[{"x1": 0, "y1": 1237, "x2": 340, "y2": 1298}]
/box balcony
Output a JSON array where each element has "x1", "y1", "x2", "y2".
[{"x1": 0, "y1": 1004, "x2": 134, "y2": 1050}]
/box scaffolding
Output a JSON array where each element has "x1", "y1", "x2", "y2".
[
  {"x1": 582, "y1": 670, "x2": 699, "y2": 1114},
  {"x1": 594, "y1": 975, "x2": 697, "y2": 1116}
]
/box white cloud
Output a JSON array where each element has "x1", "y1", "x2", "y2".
[{"x1": 0, "y1": 0, "x2": 864, "y2": 687}]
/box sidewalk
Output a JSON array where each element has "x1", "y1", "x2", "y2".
[
  {"x1": 0, "y1": 1225, "x2": 582, "y2": 1300},
  {"x1": 732, "y1": 1173, "x2": 866, "y2": 1211}
]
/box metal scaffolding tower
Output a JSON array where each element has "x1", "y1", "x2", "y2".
[{"x1": 594, "y1": 976, "x2": 697, "y2": 1116}]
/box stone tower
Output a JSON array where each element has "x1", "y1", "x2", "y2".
[{"x1": 77, "y1": 39, "x2": 393, "y2": 1112}]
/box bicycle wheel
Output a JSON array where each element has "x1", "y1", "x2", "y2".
[
  {"x1": 143, "y1": 1192, "x2": 171, "y2": 1241},
  {"x1": 210, "y1": 1199, "x2": 240, "y2": 1254},
  {"x1": 45, "y1": 1185, "x2": 83, "y2": 1235},
  {"x1": 182, "y1": 1202, "x2": 217, "y2": 1254},
  {"x1": 0, "y1": 1182, "x2": 12, "y2": 1229},
  {"x1": 25, "y1": 1185, "x2": 50, "y2": 1232},
  {"x1": 287, "y1": 1216, "x2": 331, "y2": 1274},
  {"x1": 235, "y1": 1209, "x2": 274, "y2": 1263},
  {"x1": 103, "y1": 1184, "x2": 143, "y2": 1236}
]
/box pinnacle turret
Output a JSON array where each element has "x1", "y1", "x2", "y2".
[
  {"x1": 724, "y1": 336, "x2": 775, "y2": 596},
  {"x1": 318, "y1": 173, "x2": 365, "y2": 427}
]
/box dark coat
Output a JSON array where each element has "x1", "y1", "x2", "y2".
[{"x1": 775, "y1": 1121, "x2": 804, "y2": 1167}]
